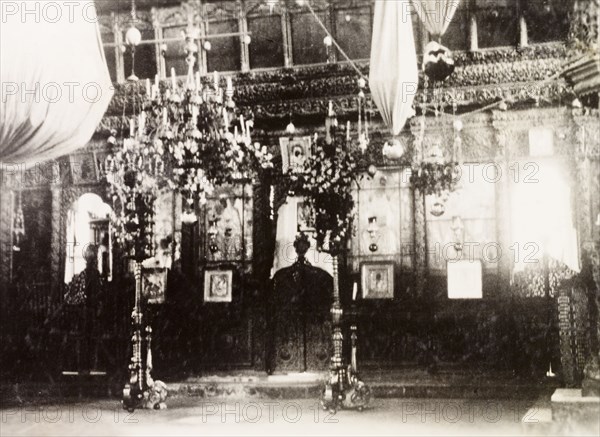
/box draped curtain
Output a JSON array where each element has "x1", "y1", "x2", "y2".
[
  {"x1": 369, "y1": 0, "x2": 419, "y2": 135},
  {"x1": 0, "y1": 0, "x2": 113, "y2": 165},
  {"x1": 412, "y1": 0, "x2": 462, "y2": 38}
]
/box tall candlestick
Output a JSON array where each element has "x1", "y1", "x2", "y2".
[{"x1": 171, "y1": 68, "x2": 177, "y2": 90}]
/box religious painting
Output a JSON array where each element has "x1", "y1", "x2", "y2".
[
  {"x1": 296, "y1": 201, "x2": 315, "y2": 233},
  {"x1": 279, "y1": 136, "x2": 312, "y2": 173},
  {"x1": 204, "y1": 184, "x2": 253, "y2": 264},
  {"x1": 151, "y1": 189, "x2": 175, "y2": 268},
  {"x1": 204, "y1": 269, "x2": 233, "y2": 303},
  {"x1": 361, "y1": 262, "x2": 394, "y2": 299},
  {"x1": 142, "y1": 267, "x2": 167, "y2": 304},
  {"x1": 69, "y1": 152, "x2": 98, "y2": 184}
]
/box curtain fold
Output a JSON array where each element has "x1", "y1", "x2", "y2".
[
  {"x1": 412, "y1": 0, "x2": 462, "y2": 38},
  {"x1": 0, "y1": 1, "x2": 113, "y2": 165},
  {"x1": 369, "y1": 0, "x2": 419, "y2": 135}
]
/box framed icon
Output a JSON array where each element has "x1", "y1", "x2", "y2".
[
  {"x1": 360, "y1": 262, "x2": 394, "y2": 299},
  {"x1": 204, "y1": 269, "x2": 233, "y2": 303},
  {"x1": 296, "y1": 200, "x2": 316, "y2": 233},
  {"x1": 279, "y1": 136, "x2": 312, "y2": 173},
  {"x1": 142, "y1": 267, "x2": 167, "y2": 304}
]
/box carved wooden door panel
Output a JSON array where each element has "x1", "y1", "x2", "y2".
[{"x1": 272, "y1": 263, "x2": 332, "y2": 372}]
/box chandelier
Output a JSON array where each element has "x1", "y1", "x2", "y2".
[{"x1": 105, "y1": 12, "x2": 273, "y2": 260}]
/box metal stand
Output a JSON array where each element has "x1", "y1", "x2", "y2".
[
  {"x1": 320, "y1": 255, "x2": 371, "y2": 413},
  {"x1": 122, "y1": 261, "x2": 168, "y2": 411}
]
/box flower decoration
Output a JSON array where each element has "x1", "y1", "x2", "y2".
[
  {"x1": 409, "y1": 161, "x2": 461, "y2": 197},
  {"x1": 290, "y1": 126, "x2": 359, "y2": 253},
  {"x1": 105, "y1": 72, "x2": 273, "y2": 261}
]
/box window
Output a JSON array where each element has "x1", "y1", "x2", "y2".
[
  {"x1": 205, "y1": 1, "x2": 240, "y2": 72},
  {"x1": 334, "y1": 6, "x2": 372, "y2": 60},
  {"x1": 101, "y1": 32, "x2": 117, "y2": 83},
  {"x1": 440, "y1": 1, "x2": 470, "y2": 51},
  {"x1": 474, "y1": 0, "x2": 518, "y2": 48},
  {"x1": 524, "y1": 0, "x2": 570, "y2": 43},
  {"x1": 247, "y1": 13, "x2": 285, "y2": 68},
  {"x1": 163, "y1": 25, "x2": 188, "y2": 76},
  {"x1": 206, "y1": 19, "x2": 241, "y2": 72},
  {"x1": 290, "y1": 10, "x2": 329, "y2": 65}
]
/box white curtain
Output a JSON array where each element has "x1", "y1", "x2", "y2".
[
  {"x1": 0, "y1": 1, "x2": 113, "y2": 165},
  {"x1": 369, "y1": 0, "x2": 419, "y2": 135},
  {"x1": 412, "y1": 0, "x2": 462, "y2": 38}
]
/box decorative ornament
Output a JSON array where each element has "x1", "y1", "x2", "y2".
[
  {"x1": 422, "y1": 41, "x2": 455, "y2": 82},
  {"x1": 286, "y1": 121, "x2": 296, "y2": 135},
  {"x1": 382, "y1": 139, "x2": 405, "y2": 160},
  {"x1": 323, "y1": 36, "x2": 333, "y2": 47}
]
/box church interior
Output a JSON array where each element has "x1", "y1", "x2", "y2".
[{"x1": 0, "y1": 0, "x2": 599, "y2": 434}]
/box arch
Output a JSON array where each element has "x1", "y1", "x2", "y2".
[{"x1": 64, "y1": 193, "x2": 113, "y2": 284}]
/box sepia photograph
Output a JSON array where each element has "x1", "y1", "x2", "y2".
[{"x1": 0, "y1": 0, "x2": 599, "y2": 436}]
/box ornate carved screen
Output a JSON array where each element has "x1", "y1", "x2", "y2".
[
  {"x1": 349, "y1": 168, "x2": 414, "y2": 273},
  {"x1": 425, "y1": 163, "x2": 497, "y2": 273}
]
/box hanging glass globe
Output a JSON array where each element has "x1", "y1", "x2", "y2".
[{"x1": 125, "y1": 26, "x2": 142, "y2": 46}]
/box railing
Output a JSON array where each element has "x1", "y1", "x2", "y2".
[{"x1": 0, "y1": 280, "x2": 132, "y2": 382}]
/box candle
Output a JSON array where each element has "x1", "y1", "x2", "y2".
[
  {"x1": 223, "y1": 108, "x2": 229, "y2": 128},
  {"x1": 195, "y1": 72, "x2": 201, "y2": 92},
  {"x1": 352, "y1": 282, "x2": 358, "y2": 300},
  {"x1": 145, "y1": 78, "x2": 151, "y2": 97},
  {"x1": 226, "y1": 76, "x2": 233, "y2": 93},
  {"x1": 239, "y1": 114, "x2": 245, "y2": 135},
  {"x1": 328, "y1": 101, "x2": 333, "y2": 116},
  {"x1": 138, "y1": 112, "x2": 145, "y2": 134},
  {"x1": 213, "y1": 70, "x2": 219, "y2": 89},
  {"x1": 151, "y1": 84, "x2": 157, "y2": 100},
  {"x1": 346, "y1": 120, "x2": 351, "y2": 141},
  {"x1": 171, "y1": 67, "x2": 177, "y2": 90},
  {"x1": 129, "y1": 117, "x2": 135, "y2": 137},
  {"x1": 162, "y1": 108, "x2": 167, "y2": 125},
  {"x1": 154, "y1": 74, "x2": 159, "y2": 89}
]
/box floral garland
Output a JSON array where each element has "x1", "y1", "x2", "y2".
[
  {"x1": 289, "y1": 126, "x2": 359, "y2": 253},
  {"x1": 409, "y1": 161, "x2": 461, "y2": 197}
]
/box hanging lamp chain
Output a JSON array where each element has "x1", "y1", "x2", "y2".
[{"x1": 130, "y1": 0, "x2": 137, "y2": 22}]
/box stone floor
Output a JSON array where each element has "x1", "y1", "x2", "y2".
[{"x1": 1, "y1": 397, "x2": 598, "y2": 436}]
